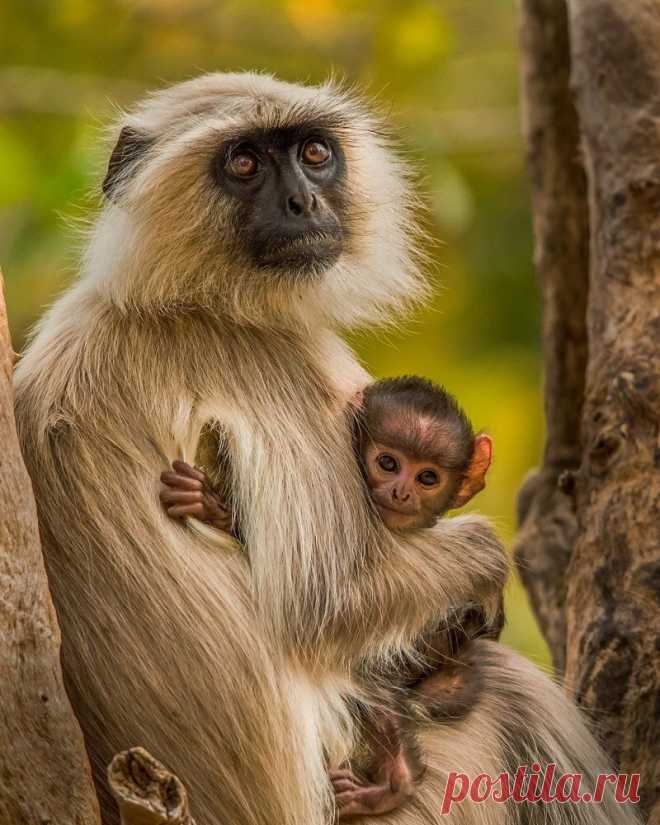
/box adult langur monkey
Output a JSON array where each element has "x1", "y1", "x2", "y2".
[{"x1": 15, "y1": 74, "x2": 637, "y2": 825}]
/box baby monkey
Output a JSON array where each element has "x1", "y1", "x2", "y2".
[
  {"x1": 160, "y1": 376, "x2": 494, "y2": 819},
  {"x1": 328, "y1": 377, "x2": 493, "y2": 818}
]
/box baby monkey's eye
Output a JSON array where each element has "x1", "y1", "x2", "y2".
[
  {"x1": 301, "y1": 138, "x2": 331, "y2": 166},
  {"x1": 417, "y1": 469, "x2": 439, "y2": 487},
  {"x1": 377, "y1": 454, "x2": 399, "y2": 473},
  {"x1": 226, "y1": 148, "x2": 259, "y2": 178}
]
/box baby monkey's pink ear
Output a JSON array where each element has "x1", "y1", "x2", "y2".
[{"x1": 451, "y1": 434, "x2": 493, "y2": 508}]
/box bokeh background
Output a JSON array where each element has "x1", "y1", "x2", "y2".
[{"x1": 0, "y1": 0, "x2": 549, "y2": 666}]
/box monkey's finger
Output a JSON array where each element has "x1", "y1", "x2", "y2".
[
  {"x1": 167, "y1": 503, "x2": 206, "y2": 519},
  {"x1": 332, "y1": 779, "x2": 363, "y2": 793},
  {"x1": 172, "y1": 461, "x2": 207, "y2": 482},
  {"x1": 330, "y1": 769, "x2": 365, "y2": 789},
  {"x1": 335, "y1": 793, "x2": 367, "y2": 817},
  {"x1": 329, "y1": 769, "x2": 362, "y2": 782},
  {"x1": 160, "y1": 471, "x2": 203, "y2": 491},
  {"x1": 160, "y1": 489, "x2": 204, "y2": 505}
]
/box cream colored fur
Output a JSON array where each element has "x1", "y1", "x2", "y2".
[{"x1": 14, "y1": 73, "x2": 637, "y2": 824}]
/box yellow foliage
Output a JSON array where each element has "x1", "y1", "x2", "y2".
[
  {"x1": 286, "y1": 0, "x2": 340, "y2": 39},
  {"x1": 387, "y1": 4, "x2": 453, "y2": 67}
]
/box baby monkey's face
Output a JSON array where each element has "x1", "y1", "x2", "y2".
[
  {"x1": 354, "y1": 379, "x2": 492, "y2": 531},
  {"x1": 362, "y1": 442, "x2": 458, "y2": 531}
]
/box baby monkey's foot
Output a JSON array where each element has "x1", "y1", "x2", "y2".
[
  {"x1": 160, "y1": 460, "x2": 233, "y2": 532},
  {"x1": 330, "y1": 767, "x2": 414, "y2": 820}
]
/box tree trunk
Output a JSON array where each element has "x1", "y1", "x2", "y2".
[
  {"x1": 0, "y1": 271, "x2": 102, "y2": 824},
  {"x1": 517, "y1": 1, "x2": 660, "y2": 820},
  {"x1": 566, "y1": 1, "x2": 660, "y2": 817},
  {"x1": 515, "y1": 0, "x2": 590, "y2": 677}
]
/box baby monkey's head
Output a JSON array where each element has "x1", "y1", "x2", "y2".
[{"x1": 355, "y1": 377, "x2": 492, "y2": 531}]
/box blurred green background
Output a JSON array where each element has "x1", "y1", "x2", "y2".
[{"x1": 0, "y1": 0, "x2": 549, "y2": 667}]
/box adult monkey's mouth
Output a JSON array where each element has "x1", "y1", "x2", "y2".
[{"x1": 255, "y1": 229, "x2": 343, "y2": 273}]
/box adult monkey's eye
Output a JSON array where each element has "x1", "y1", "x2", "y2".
[
  {"x1": 377, "y1": 454, "x2": 398, "y2": 473},
  {"x1": 301, "y1": 138, "x2": 331, "y2": 166},
  {"x1": 226, "y1": 149, "x2": 259, "y2": 178},
  {"x1": 417, "y1": 469, "x2": 439, "y2": 487}
]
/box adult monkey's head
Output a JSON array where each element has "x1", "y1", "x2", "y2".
[{"x1": 94, "y1": 73, "x2": 427, "y2": 326}]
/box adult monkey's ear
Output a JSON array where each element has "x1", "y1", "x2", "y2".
[{"x1": 102, "y1": 126, "x2": 153, "y2": 200}]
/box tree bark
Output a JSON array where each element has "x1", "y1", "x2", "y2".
[
  {"x1": 517, "y1": 1, "x2": 660, "y2": 820},
  {"x1": 515, "y1": 0, "x2": 590, "y2": 676},
  {"x1": 0, "y1": 271, "x2": 102, "y2": 825},
  {"x1": 566, "y1": 1, "x2": 660, "y2": 818}
]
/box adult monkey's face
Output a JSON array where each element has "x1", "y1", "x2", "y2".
[
  {"x1": 96, "y1": 73, "x2": 426, "y2": 325},
  {"x1": 215, "y1": 125, "x2": 346, "y2": 276}
]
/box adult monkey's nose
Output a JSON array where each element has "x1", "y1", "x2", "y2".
[{"x1": 286, "y1": 190, "x2": 317, "y2": 217}]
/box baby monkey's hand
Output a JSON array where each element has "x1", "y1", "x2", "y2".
[{"x1": 160, "y1": 460, "x2": 233, "y2": 533}]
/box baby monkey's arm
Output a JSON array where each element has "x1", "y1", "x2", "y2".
[{"x1": 160, "y1": 460, "x2": 233, "y2": 533}]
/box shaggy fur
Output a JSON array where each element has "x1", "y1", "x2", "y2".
[{"x1": 14, "y1": 73, "x2": 638, "y2": 825}]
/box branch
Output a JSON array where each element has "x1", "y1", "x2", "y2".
[
  {"x1": 109, "y1": 748, "x2": 196, "y2": 825},
  {"x1": 514, "y1": 0, "x2": 590, "y2": 675}
]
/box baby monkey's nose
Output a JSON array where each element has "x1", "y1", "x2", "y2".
[{"x1": 392, "y1": 486, "x2": 411, "y2": 503}]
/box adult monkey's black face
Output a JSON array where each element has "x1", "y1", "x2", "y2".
[{"x1": 214, "y1": 124, "x2": 347, "y2": 276}]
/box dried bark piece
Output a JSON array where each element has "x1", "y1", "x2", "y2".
[{"x1": 108, "y1": 748, "x2": 195, "y2": 825}]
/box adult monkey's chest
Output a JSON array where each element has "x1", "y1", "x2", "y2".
[{"x1": 193, "y1": 325, "x2": 367, "y2": 550}]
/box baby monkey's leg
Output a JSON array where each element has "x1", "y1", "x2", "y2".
[
  {"x1": 330, "y1": 708, "x2": 422, "y2": 820},
  {"x1": 332, "y1": 637, "x2": 484, "y2": 819},
  {"x1": 160, "y1": 460, "x2": 233, "y2": 532}
]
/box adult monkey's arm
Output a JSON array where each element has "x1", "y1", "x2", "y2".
[{"x1": 195, "y1": 376, "x2": 508, "y2": 667}]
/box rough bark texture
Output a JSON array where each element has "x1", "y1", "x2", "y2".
[
  {"x1": 109, "y1": 748, "x2": 196, "y2": 825},
  {"x1": 0, "y1": 270, "x2": 102, "y2": 825},
  {"x1": 518, "y1": 1, "x2": 660, "y2": 821},
  {"x1": 515, "y1": 0, "x2": 590, "y2": 676},
  {"x1": 566, "y1": 1, "x2": 660, "y2": 818}
]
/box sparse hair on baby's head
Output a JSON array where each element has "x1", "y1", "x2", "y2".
[{"x1": 359, "y1": 376, "x2": 476, "y2": 473}]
